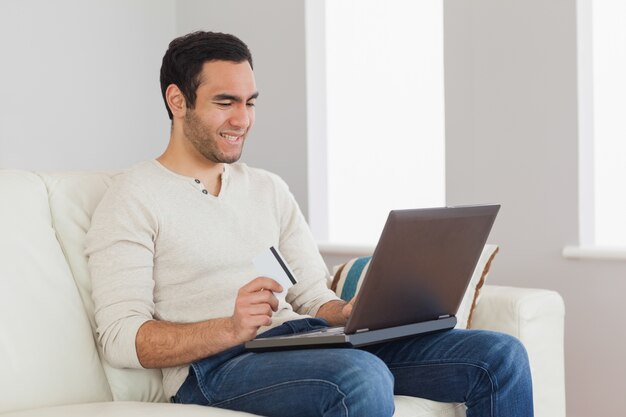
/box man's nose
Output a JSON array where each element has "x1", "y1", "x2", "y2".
[{"x1": 230, "y1": 104, "x2": 251, "y2": 129}]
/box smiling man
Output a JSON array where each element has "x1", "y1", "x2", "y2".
[
  {"x1": 85, "y1": 31, "x2": 534, "y2": 417},
  {"x1": 158, "y1": 58, "x2": 258, "y2": 193}
]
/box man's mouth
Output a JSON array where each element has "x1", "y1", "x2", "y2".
[{"x1": 220, "y1": 132, "x2": 243, "y2": 142}]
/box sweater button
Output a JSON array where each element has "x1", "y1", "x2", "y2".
[
  {"x1": 194, "y1": 179, "x2": 201, "y2": 184},
  {"x1": 202, "y1": 189, "x2": 208, "y2": 194}
]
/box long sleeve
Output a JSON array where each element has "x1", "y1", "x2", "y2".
[{"x1": 85, "y1": 176, "x2": 159, "y2": 369}]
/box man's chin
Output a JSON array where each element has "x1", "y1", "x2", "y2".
[
  {"x1": 220, "y1": 156, "x2": 242, "y2": 164},
  {"x1": 204, "y1": 151, "x2": 243, "y2": 165}
]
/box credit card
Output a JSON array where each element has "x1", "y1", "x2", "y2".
[{"x1": 252, "y1": 246, "x2": 298, "y2": 292}]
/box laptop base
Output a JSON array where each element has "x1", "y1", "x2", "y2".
[{"x1": 245, "y1": 316, "x2": 457, "y2": 352}]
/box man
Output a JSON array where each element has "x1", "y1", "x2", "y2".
[{"x1": 86, "y1": 31, "x2": 533, "y2": 417}]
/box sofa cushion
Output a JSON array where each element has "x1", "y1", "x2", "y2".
[
  {"x1": 0, "y1": 398, "x2": 466, "y2": 417},
  {"x1": 0, "y1": 402, "x2": 257, "y2": 417},
  {"x1": 331, "y1": 245, "x2": 499, "y2": 329},
  {"x1": 39, "y1": 172, "x2": 167, "y2": 403},
  {"x1": 0, "y1": 170, "x2": 112, "y2": 414}
]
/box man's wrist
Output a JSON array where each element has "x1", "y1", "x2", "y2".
[
  {"x1": 316, "y1": 299, "x2": 348, "y2": 326},
  {"x1": 221, "y1": 316, "x2": 242, "y2": 346}
]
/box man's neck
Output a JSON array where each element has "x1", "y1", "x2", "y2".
[{"x1": 157, "y1": 143, "x2": 225, "y2": 197}]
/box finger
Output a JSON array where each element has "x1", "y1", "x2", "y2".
[
  {"x1": 244, "y1": 289, "x2": 280, "y2": 312},
  {"x1": 243, "y1": 303, "x2": 274, "y2": 318},
  {"x1": 236, "y1": 284, "x2": 277, "y2": 303},
  {"x1": 266, "y1": 291, "x2": 279, "y2": 312},
  {"x1": 243, "y1": 277, "x2": 283, "y2": 293},
  {"x1": 342, "y1": 303, "x2": 353, "y2": 318}
]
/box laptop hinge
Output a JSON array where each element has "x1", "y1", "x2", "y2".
[
  {"x1": 438, "y1": 314, "x2": 451, "y2": 319},
  {"x1": 356, "y1": 328, "x2": 370, "y2": 333}
]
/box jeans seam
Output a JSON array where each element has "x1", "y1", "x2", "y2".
[
  {"x1": 190, "y1": 362, "x2": 214, "y2": 404},
  {"x1": 210, "y1": 378, "x2": 349, "y2": 416},
  {"x1": 386, "y1": 361, "x2": 497, "y2": 417}
]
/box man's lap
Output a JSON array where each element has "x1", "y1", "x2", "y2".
[
  {"x1": 174, "y1": 318, "x2": 527, "y2": 414},
  {"x1": 173, "y1": 318, "x2": 395, "y2": 415}
]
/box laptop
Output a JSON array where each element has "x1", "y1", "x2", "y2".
[{"x1": 245, "y1": 204, "x2": 500, "y2": 351}]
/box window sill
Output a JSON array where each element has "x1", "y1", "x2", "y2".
[
  {"x1": 562, "y1": 245, "x2": 626, "y2": 261},
  {"x1": 321, "y1": 244, "x2": 626, "y2": 261},
  {"x1": 317, "y1": 242, "x2": 375, "y2": 257}
]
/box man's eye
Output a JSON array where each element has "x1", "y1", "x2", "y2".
[
  {"x1": 246, "y1": 102, "x2": 256, "y2": 107},
  {"x1": 216, "y1": 102, "x2": 232, "y2": 107}
]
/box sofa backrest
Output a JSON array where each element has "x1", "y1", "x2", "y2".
[
  {"x1": 0, "y1": 170, "x2": 166, "y2": 413},
  {"x1": 0, "y1": 170, "x2": 112, "y2": 413}
]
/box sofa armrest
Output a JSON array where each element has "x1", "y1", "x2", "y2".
[{"x1": 471, "y1": 285, "x2": 566, "y2": 417}]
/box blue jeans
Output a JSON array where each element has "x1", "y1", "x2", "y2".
[{"x1": 173, "y1": 318, "x2": 533, "y2": 417}]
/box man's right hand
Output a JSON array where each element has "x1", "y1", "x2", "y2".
[
  {"x1": 229, "y1": 277, "x2": 283, "y2": 343},
  {"x1": 136, "y1": 277, "x2": 283, "y2": 369}
]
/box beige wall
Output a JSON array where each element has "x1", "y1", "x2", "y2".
[{"x1": 0, "y1": 0, "x2": 175, "y2": 170}]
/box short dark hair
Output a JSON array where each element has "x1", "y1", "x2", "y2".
[{"x1": 159, "y1": 31, "x2": 253, "y2": 120}]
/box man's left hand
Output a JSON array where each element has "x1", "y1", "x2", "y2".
[
  {"x1": 316, "y1": 297, "x2": 356, "y2": 326},
  {"x1": 341, "y1": 297, "x2": 356, "y2": 319}
]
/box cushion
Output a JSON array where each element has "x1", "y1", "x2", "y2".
[
  {"x1": 330, "y1": 244, "x2": 499, "y2": 329},
  {"x1": 39, "y1": 172, "x2": 167, "y2": 403}
]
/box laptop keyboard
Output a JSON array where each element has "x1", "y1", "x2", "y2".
[
  {"x1": 303, "y1": 326, "x2": 345, "y2": 336},
  {"x1": 271, "y1": 326, "x2": 346, "y2": 339}
]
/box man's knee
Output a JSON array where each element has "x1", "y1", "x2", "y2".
[
  {"x1": 474, "y1": 331, "x2": 532, "y2": 387},
  {"x1": 494, "y1": 333, "x2": 530, "y2": 371},
  {"x1": 332, "y1": 350, "x2": 395, "y2": 416}
]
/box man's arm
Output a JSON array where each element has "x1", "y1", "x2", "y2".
[
  {"x1": 136, "y1": 277, "x2": 282, "y2": 368},
  {"x1": 315, "y1": 298, "x2": 355, "y2": 327}
]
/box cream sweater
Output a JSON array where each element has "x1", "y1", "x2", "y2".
[{"x1": 85, "y1": 160, "x2": 339, "y2": 399}]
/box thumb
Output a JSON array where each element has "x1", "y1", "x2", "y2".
[{"x1": 342, "y1": 300, "x2": 354, "y2": 318}]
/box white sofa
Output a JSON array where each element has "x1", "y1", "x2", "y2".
[{"x1": 0, "y1": 170, "x2": 566, "y2": 417}]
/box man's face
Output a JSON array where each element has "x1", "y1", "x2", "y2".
[{"x1": 182, "y1": 60, "x2": 257, "y2": 164}]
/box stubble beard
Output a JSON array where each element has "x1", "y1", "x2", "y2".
[{"x1": 183, "y1": 109, "x2": 244, "y2": 164}]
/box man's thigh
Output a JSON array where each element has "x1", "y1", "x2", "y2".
[
  {"x1": 361, "y1": 329, "x2": 528, "y2": 403},
  {"x1": 178, "y1": 347, "x2": 395, "y2": 417}
]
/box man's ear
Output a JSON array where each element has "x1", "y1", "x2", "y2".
[{"x1": 165, "y1": 84, "x2": 187, "y2": 119}]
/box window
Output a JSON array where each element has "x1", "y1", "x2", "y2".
[
  {"x1": 591, "y1": 0, "x2": 626, "y2": 247},
  {"x1": 307, "y1": 0, "x2": 445, "y2": 246},
  {"x1": 566, "y1": 0, "x2": 626, "y2": 259}
]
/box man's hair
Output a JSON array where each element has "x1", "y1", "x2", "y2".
[{"x1": 160, "y1": 31, "x2": 253, "y2": 120}]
